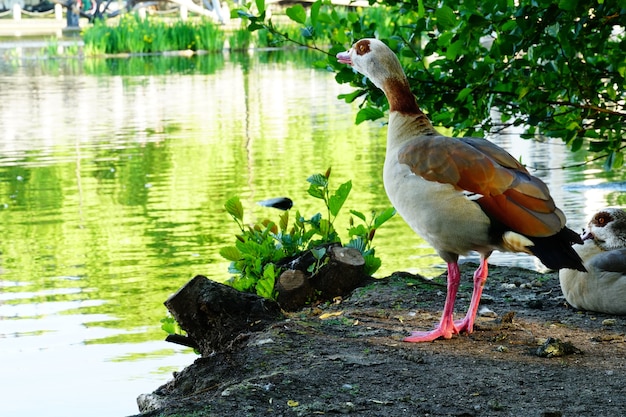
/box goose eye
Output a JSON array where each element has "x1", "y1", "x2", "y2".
[
  {"x1": 355, "y1": 41, "x2": 370, "y2": 56},
  {"x1": 593, "y1": 212, "x2": 612, "y2": 227}
]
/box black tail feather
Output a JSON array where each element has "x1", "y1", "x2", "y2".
[{"x1": 529, "y1": 227, "x2": 586, "y2": 272}]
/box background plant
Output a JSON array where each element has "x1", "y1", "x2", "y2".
[
  {"x1": 82, "y1": 14, "x2": 226, "y2": 54},
  {"x1": 235, "y1": 0, "x2": 625, "y2": 170},
  {"x1": 220, "y1": 169, "x2": 395, "y2": 299}
]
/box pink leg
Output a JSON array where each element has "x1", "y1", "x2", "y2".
[
  {"x1": 454, "y1": 257, "x2": 489, "y2": 334},
  {"x1": 404, "y1": 262, "x2": 461, "y2": 342}
]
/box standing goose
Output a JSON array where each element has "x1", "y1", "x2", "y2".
[
  {"x1": 336, "y1": 38, "x2": 585, "y2": 342},
  {"x1": 559, "y1": 208, "x2": 626, "y2": 315}
]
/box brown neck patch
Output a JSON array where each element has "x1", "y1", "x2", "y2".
[{"x1": 383, "y1": 77, "x2": 423, "y2": 114}]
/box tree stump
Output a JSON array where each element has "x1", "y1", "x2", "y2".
[
  {"x1": 164, "y1": 275, "x2": 283, "y2": 355},
  {"x1": 275, "y1": 243, "x2": 371, "y2": 310},
  {"x1": 164, "y1": 244, "x2": 372, "y2": 354}
]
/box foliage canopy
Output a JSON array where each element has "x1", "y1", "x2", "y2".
[{"x1": 237, "y1": 0, "x2": 626, "y2": 170}]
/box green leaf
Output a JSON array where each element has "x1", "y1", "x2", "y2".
[
  {"x1": 456, "y1": 87, "x2": 473, "y2": 103},
  {"x1": 570, "y1": 136, "x2": 583, "y2": 152},
  {"x1": 311, "y1": 246, "x2": 327, "y2": 260},
  {"x1": 588, "y1": 140, "x2": 609, "y2": 152},
  {"x1": 318, "y1": 218, "x2": 332, "y2": 237},
  {"x1": 224, "y1": 196, "x2": 244, "y2": 221},
  {"x1": 307, "y1": 184, "x2": 325, "y2": 199},
  {"x1": 557, "y1": 0, "x2": 577, "y2": 10},
  {"x1": 417, "y1": 0, "x2": 425, "y2": 18},
  {"x1": 373, "y1": 207, "x2": 396, "y2": 228},
  {"x1": 355, "y1": 107, "x2": 385, "y2": 124},
  {"x1": 328, "y1": 180, "x2": 352, "y2": 217},
  {"x1": 364, "y1": 254, "x2": 382, "y2": 275},
  {"x1": 220, "y1": 246, "x2": 242, "y2": 261},
  {"x1": 346, "y1": 236, "x2": 367, "y2": 253},
  {"x1": 605, "y1": 150, "x2": 624, "y2": 171},
  {"x1": 310, "y1": 0, "x2": 321, "y2": 26},
  {"x1": 160, "y1": 317, "x2": 179, "y2": 335},
  {"x1": 255, "y1": 0, "x2": 265, "y2": 14},
  {"x1": 349, "y1": 209, "x2": 367, "y2": 222},
  {"x1": 286, "y1": 4, "x2": 307, "y2": 24},
  {"x1": 279, "y1": 211, "x2": 289, "y2": 232},
  {"x1": 307, "y1": 173, "x2": 328, "y2": 187},
  {"x1": 338, "y1": 89, "x2": 365, "y2": 103},
  {"x1": 435, "y1": 5, "x2": 457, "y2": 30},
  {"x1": 256, "y1": 264, "x2": 277, "y2": 299}
]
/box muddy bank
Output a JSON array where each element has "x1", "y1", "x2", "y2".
[{"x1": 133, "y1": 263, "x2": 626, "y2": 417}]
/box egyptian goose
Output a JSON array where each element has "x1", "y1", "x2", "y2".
[
  {"x1": 336, "y1": 39, "x2": 585, "y2": 342},
  {"x1": 559, "y1": 208, "x2": 626, "y2": 315}
]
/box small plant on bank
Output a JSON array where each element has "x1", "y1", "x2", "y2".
[{"x1": 220, "y1": 168, "x2": 395, "y2": 300}]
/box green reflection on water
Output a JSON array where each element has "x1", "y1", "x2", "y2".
[
  {"x1": 0, "y1": 49, "x2": 440, "y2": 352},
  {"x1": 4, "y1": 48, "x2": 619, "y2": 356}
]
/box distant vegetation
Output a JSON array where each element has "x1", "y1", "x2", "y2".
[{"x1": 81, "y1": 10, "x2": 345, "y2": 55}]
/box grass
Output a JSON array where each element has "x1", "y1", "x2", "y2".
[
  {"x1": 80, "y1": 5, "x2": 371, "y2": 56},
  {"x1": 83, "y1": 14, "x2": 226, "y2": 55}
]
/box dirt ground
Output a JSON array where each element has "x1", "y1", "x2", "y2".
[{"x1": 133, "y1": 262, "x2": 626, "y2": 417}]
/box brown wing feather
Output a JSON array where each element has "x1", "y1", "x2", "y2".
[{"x1": 398, "y1": 136, "x2": 564, "y2": 237}]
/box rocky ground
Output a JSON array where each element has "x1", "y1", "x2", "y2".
[{"x1": 132, "y1": 262, "x2": 626, "y2": 417}]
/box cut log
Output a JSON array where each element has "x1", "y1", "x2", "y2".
[
  {"x1": 316, "y1": 245, "x2": 367, "y2": 297},
  {"x1": 164, "y1": 275, "x2": 283, "y2": 355},
  {"x1": 275, "y1": 244, "x2": 371, "y2": 310},
  {"x1": 275, "y1": 269, "x2": 311, "y2": 310}
]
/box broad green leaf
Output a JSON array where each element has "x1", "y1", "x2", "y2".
[
  {"x1": 338, "y1": 89, "x2": 365, "y2": 104},
  {"x1": 346, "y1": 236, "x2": 366, "y2": 253},
  {"x1": 373, "y1": 207, "x2": 396, "y2": 228},
  {"x1": 311, "y1": 247, "x2": 327, "y2": 260},
  {"x1": 307, "y1": 173, "x2": 328, "y2": 187},
  {"x1": 456, "y1": 87, "x2": 473, "y2": 103},
  {"x1": 310, "y1": 0, "x2": 321, "y2": 26},
  {"x1": 279, "y1": 211, "x2": 289, "y2": 232},
  {"x1": 417, "y1": 0, "x2": 425, "y2": 18},
  {"x1": 435, "y1": 5, "x2": 457, "y2": 30},
  {"x1": 349, "y1": 209, "x2": 367, "y2": 222},
  {"x1": 517, "y1": 86, "x2": 530, "y2": 100},
  {"x1": 588, "y1": 140, "x2": 609, "y2": 152},
  {"x1": 256, "y1": 264, "x2": 276, "y2": 299},
  {"x1": 286, "y1": 4, "x2": 307, "y2": 24},
  {"x1": 224, "y1": 196, "x2": 244, "y2": 221},
  {"x1": 605, "y1": 150, "x2": 624, "y2": 170},
  {"x1": 318, "y1": 218, "x2": 332, "y2": 237},
  {"x1": 160, "y1": 317, "x2": 178, "y2": 335},
  {"x1": 445, "y1": 39, "x2": 464, "y2": 60},
  {"x1": 220, "y1": 246, "x2": 242, "y2": 261},
  {"x1": 570, "y1": 136, "x2": 583, "y2": 152},
  {"x1": 329, "y1": 180, "x2": 352, "y2": 216},
  {"x1": 307, "y1": 184, "x2": 324, "y2": 199},
  {"x1": 355, "y1": 107, "x2": 385, "y2": 124},
  {"x1": 255, "y1": 0, "x2": 265, "y2": 14},
  {"x1": 558, "y1": 0, "x2": 577, "y2": 10},
  {"x1": 364, "y1": 255, "x2": 382, "y2": 275}
]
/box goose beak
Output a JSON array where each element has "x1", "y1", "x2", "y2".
[
  {"x1": 336, "y1": 51, "x2": 352, "y2": 65},
  {"x1": 581, "y1": 230, "x2": 593, "y2": 241}
]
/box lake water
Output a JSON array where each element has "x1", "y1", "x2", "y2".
[{"x1": 0, "y1": 47, "x2": 624, "y2": 417}]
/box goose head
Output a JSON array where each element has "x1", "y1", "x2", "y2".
[
  {"x1": 336, "y1": 39, "x2": 407, "y2": 91},
  {"x1": 582, "y1": 208, "x2": 626, "y2": 251}
]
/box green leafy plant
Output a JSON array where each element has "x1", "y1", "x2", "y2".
[
  {"x1": 160, "y1": 315, "x2": 185, "y2": 336},
  {"x1": 347, "y1": 206, "x2": 397, "y2": 276},
  {"x1": 82, "y1": 14, "x2": 225, "y2": 55},
  {"x1": 234, "y1": 0, "x2": 625, "y2": 170},
  {"x1": 220, "y1": 169, "x2": 395, "y2": 299}
]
